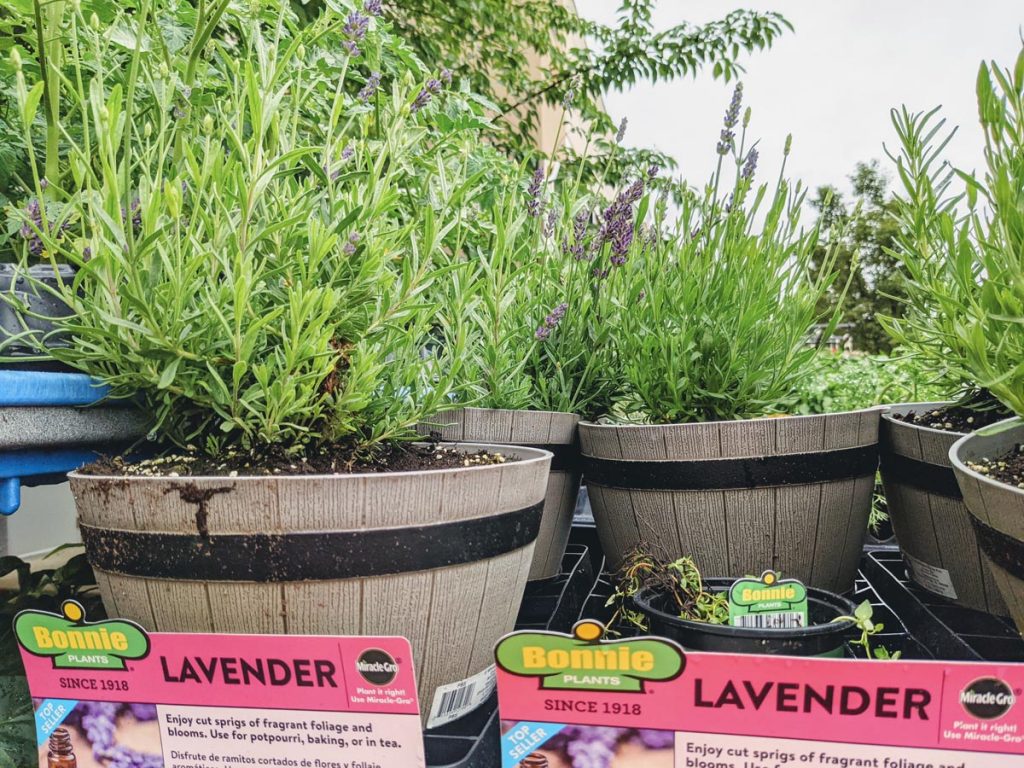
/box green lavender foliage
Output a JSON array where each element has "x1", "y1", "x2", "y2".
[
  {"x1": 611, "y1": 96, "x2": 845, "y2": 424},
  {"x1": 10, "y1": 0, "x2": 483, "y2": 456},
  {"x1": 884, "y1": 46, "x2": 1024, "y2": 417},
  {"x1": 440, "y1": 152, "x2": 628, "y2": 420}
]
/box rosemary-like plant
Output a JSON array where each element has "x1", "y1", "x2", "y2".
[
  {"x1": 883, "y1": 47, "x2": 1024, "y2": 419},
  {"x1": 610, "y1": 85, "x2": 846, "y2": 424}
]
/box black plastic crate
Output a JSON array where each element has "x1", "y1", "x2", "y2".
[
  {"x1": 515, "y1": 544, "x2": 595, "y2": 632},
  {"x1": 423, "y1": 544, "x2": 599, "y2": 768},
  {"x1": 860, "y1": 547, "x2": 1024, "y2": 662}
]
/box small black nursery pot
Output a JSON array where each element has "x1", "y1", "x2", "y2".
[{"x1": 631, "y1": 579, "x2": 856, "y2": 657}]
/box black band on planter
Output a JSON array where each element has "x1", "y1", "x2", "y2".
[
  {"x1": 582, "y1": 445, "x2": 878, "y2": 491},
  {"x1": 81, "y1": 502, "x2": 543, "y2": 582},
  {"x1": 879, "y1": 451, "x2": 962, "y2": 499},
  {"x1": 969, "y1": 515, "x2": 1024, "y2": 582},
  {"x1": 520, "y1": 443, "x2": 581, "y2": 473}
]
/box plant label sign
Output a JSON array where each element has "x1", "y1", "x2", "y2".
[
  {"x1": 16, "y1": 601, "x2": 426, "y2": 768},
  {"x1": 727, "y1": 571, "x2": 809, "y2": 630},
  {"x1": 494, "y1": 620, "x2": 1024, "y2": 768}
]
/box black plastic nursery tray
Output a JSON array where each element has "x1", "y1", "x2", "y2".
[
  {"x1": 578, "y1": 547, "x2": 1024, "y2": 663},
  {"x1": 859, "y1": 547, "x2": 1024, "y2": 662},
  {"x1": 423, "y1": 544, "x2": 598, "y2": 768}
]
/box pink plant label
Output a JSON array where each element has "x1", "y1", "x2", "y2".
[
  {"x1": 16, "y1": 601, "x2": 425, "y2": 767},
  {"x1": 494, "y1": 621, "x2": 1024, "y2": 767}
]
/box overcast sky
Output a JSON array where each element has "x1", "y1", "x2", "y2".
[{"x1": 579, "y1": 1, "x2": 1024, "y2": 201}]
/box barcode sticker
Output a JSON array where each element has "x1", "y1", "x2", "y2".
[
  {"x1": 732, "y1": 612, "x2": 805, "y2": 629},
  {"x1": 426, "y1": 664, "x2": 496, "y2": 730}
]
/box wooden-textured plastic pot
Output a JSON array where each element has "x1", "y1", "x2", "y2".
[
  {"x1": 950, "y1": 419, "x2": 1024, "y2": 634},
  {"x1": 418, "y1": 407, "x2": 580, "y2": 580},
  {"x1": 880, "y1": 403, "x2": 1006, "y2": 615},
  {"x1": 579, "y1": 409, "x2": 880, "y2": 594},
  {"x1": 69, "y1": 442, "x2": 552, "y2": 720},
  {"x1": 631, "y1": 582, "x2": 856, "y2": 657}
]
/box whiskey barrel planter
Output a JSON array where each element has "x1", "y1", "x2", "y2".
[
  {"x1": 579, "y1": 409, "x2": 881, "y2": 594},
  {"x1": 880, "y1": 403, "x2": 1006, "y2": 615},
  {"x1": 69, "y1": 442, "x2": 551, "y2": 720},
  {"x1": 951, "y1": 420, "x2": 1024, "y2": 634},
  {"x1": 418, "y1": 408, "x2": 580, "y2": 580}
]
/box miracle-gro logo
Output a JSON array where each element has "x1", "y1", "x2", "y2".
[
  {"x1": 495, "y1": 620, "x2": 685, "y2": 692},
  {"x1": 960, "y1": 677, "x2": 1016, "y2": 720},
  {"x1": 15, "y1": 601, "x2": 150, "y2": 670}
]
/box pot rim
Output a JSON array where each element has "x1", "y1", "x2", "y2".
[
  {"x1": 427, "y1": 405, "x2": 580, "y2": 419},
  {"x1": 578, "y1": 405, "x2": 884, "y2": 431},
  {"x1": 949, "y1": 417, "x2": 1024, "y2": 496},
  {"x1": 67, "y1": 441, "x2": 553, "y2": 483},
  {"x1": 631, "y1": 584, "x2": 856, "y2": 640},
  {"x1": 880, "y1": 401, "x2": 963, "y2": 437}
]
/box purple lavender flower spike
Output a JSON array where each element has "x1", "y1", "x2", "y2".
[
  {"x1": 598, "y1": 178, "x2": 644, "y2": 265},
  {"x1": 716, "y1": 82, "x2": 743, "y2": 155},
  {"x1": 723, "y1": 82, "x2": 743, "y2": 128},
  {"x1": 544, "y1": 208, "x2": 557, "y2": 239},
  {"x1": 741, "y1": 146, "x2": 759, "y2": 180},
  {"x1": 411, "y1": 88, "x2": 432, "y2": 113},
  {"x1": 342, "y1": 11, "x2": 369, "y2": 57},
  {"x1": 623, "y1": 178, "x2": 644, "y2": 204},
  {"x1": 82, "y1": 246, "x2": 92, "y2": 261},
  {"x1": 343, "y1": 231, "x2": 361, "y2": 255},
  {"x1": 526, "y1": 166, "x2": 544, "y2": 217},
  {"x1": 441, "y1": 67, "x2": 453, "y2": 86},
  {"x1": 535, "y1": 302, "x2": 568, "y2": 341},
  {"x1": 342, "y1": 144, "x2": 355, "y2": 160},
  {"x1": 647, "y1": 164, "x2": 660, "y2": 179},
  {"x1": 19, "y1": 199, "x2": 44, "y2": 256},
  {"x1": 344, "y1": 11, "x2": 369, "y2": 41},
  {"x1": 364, "y1": 0, "x2": 382, "y2": 15},
  {"x1": 562, "y1": 209, "x2": 590, "y2": 260},
  {"x1": 358, "y1": 71, "x2": 381, "y2": 103},
  {"x1": 426, "y1": 78, "x2": 442, "y2": 94},
  {"x1": 716, "y1": 128, "x2": 735, "y2": 156}
]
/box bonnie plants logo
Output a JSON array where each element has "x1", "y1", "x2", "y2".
[
  {"x1": 356, "y1": 648, "x2": 399, "y2": 686},
  {"x1": 15, "y1": 601, "x2": 150, "y2": 670},
  {"x1": 494, "y1": 620, "x2": 685, "y2": 693},
  {"x1": 960, "y1": 677, "x2": 1017, "y2": 720}
]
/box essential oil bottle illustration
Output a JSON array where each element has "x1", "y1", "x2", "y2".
[
  {"x1": 520, "y1": 754, "x2": 548, "y2": 768},
  {"x1": 47, "y1": 728, "x2": 77, "y2": 768}
]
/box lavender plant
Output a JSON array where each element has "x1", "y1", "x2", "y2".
[
  {"x1": 611, "y1": 85, "x2": 845, "y2": 424},
  {"x1": 883, "y1": 47, "x2": 1024, "y2": 420},
  {"x1": 439, "y1": 112, "x2": 643, "y2": 419},
  {"x1": 9, "y1": 0, "x2": 479, "y2": 460}
]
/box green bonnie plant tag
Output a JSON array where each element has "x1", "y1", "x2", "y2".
[{"x1": 728, "y1": 570, "x2": 809, "y2": 629}]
